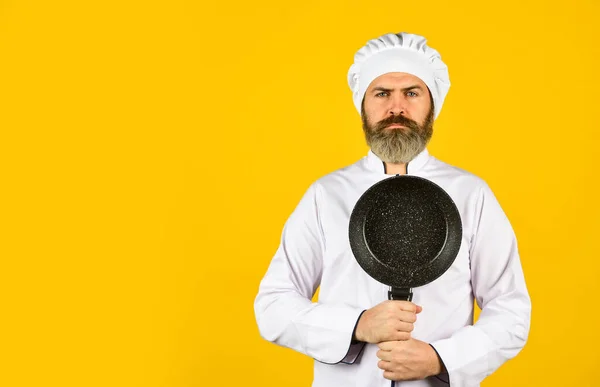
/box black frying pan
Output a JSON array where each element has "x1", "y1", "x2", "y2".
[
  {"x1": 349, "y1": 175, "x2": 462, "y2": 302},
  {"x1": 348, "y1": 175, "x2": 462, "y2": 385}
]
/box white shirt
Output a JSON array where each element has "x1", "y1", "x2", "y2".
[{"x1": 254, "y1": 148, "x2": 531, "y2": 387}]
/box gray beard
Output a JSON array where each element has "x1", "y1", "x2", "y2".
[
  {"x1": 365, "y1": 125, "x2": 431, "y2": 164},
  {"x1": 361, "y1": 107, "x2": 434, "y2": 164}
]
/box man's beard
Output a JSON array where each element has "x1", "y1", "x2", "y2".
[{"x1": 361, "y1": 104, "x2": 434, "y2": 164}]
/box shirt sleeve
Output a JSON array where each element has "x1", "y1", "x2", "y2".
[
  {"x1": 429, "y1": 182, "x2": 532, "y2": 386},
  {"x1": 254, "y1": 183, "x2": 366, "y2": 364}
]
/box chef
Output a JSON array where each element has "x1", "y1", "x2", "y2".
[{"x1": 254, "y1": 32, "x2": 531, "y2": 387}]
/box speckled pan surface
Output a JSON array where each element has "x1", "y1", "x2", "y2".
[{"x1": 349, "y1": 175, "x2": 462, "y2": 288}]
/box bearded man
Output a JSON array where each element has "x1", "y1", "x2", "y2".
[{"x1": 254, "y1": 32, "x2": 531, "y2": 387}]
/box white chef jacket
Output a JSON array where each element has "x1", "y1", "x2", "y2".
[{"x1": 254, "y1": 148, "x2": 531, "y2": 387}]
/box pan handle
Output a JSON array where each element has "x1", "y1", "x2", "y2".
[
  {"x1": 388, "y1": 287, "x2": 413, "y2": 301},
  {"x1": 388, "y1": 286, "x2": 413, "y2": 387}
]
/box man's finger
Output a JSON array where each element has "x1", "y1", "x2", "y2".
[
  {"x1": 376, "y1": 349, "x2": 392, "y2": 361},
  {"x1": 395, "y1": 331, "x2": 411, "y2": 341},
  {"x1": 395, "y1": 311, "x2": 417, "y2": 323},
  {"x1": 383, "y1": 370, "x2": 397, "y2": 381},
  {"x1": 377, "y1": 341, "x2": 396, "y2": 350},
  {"x1": 391, "y1": 301, "x2": 419, "y2": 313},
  {"x1": 377, "y1": 360, "x2": 391, "y2": 370},
  {"x1": 393, "y1": 320, "x2": 414, "y2": 333}
]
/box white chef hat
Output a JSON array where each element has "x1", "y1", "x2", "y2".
[{"x1": 347, "y1": 32, "x2": 450, "y2": 120}]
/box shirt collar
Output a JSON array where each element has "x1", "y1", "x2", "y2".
[{"x1": 365, "y1": 148, "x2": 430, "y2": 175}]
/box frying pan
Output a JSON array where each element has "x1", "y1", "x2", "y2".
[{"x1": 348, "y1": 175, "x2": 462, "y2": 385}]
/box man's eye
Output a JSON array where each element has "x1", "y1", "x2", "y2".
[
  {"x1": 376, "y1": 92, "x2": 388, "y2": 97},
  {"x1": 407, "y1": 91, "x2": 418, "y2": 97}
]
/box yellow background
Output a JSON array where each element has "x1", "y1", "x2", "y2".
[{"x1": 1, "y1": 0, "x2": 599, "y2": 386}]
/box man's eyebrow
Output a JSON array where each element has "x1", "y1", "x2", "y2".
[
  {"x1": 372, "y1": 87, "x2": 392, "y2": 92},
  {"x1": 371, "y1": 85, "x2": 424, "y2": 92},
  {"x1": 402, "y1": 85, "x2": 424, "y2": 92}
]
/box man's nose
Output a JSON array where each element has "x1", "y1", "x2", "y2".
[{"x1": 388, "y1": 96, "x2": 406, "y2": 116}]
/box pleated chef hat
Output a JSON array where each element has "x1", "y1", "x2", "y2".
[{"x1": 347, "y1": 32, "x2": 450, "y2": 120}]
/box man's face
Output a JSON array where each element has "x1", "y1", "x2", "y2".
[{"x1": 361, "y1": 72, "x2": 434, "y2": 164}]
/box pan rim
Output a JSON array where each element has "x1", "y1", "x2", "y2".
[{"x1": 348, "y1": 175, "x2": 462, "y2": 288}]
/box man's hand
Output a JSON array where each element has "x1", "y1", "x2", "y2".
[
  {"x1": 354, "y1": 300, "x2": 422, "y2": 344},
  {"x1": 376, "y1": 339, "x2": 443, "y2": 381}
]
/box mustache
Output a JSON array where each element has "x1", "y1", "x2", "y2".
[{"x1": 375, "y1": 115, "x2": 420, "y2": 131}]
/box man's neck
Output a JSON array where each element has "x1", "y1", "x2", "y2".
[{"x1": 384, "y1": 162, "x2": 407, "y2": 175}]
